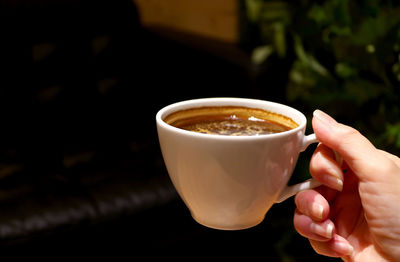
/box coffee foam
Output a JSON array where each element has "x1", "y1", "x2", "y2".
[
  {"x1": 181, "y1": 118, "x2": 289, "y2": 136},
  {"x1": 164, "y1": 106, "x2": 299, "y2": 135}
]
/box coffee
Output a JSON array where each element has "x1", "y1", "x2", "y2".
[{"x1": 164, "y1": 106, "x2": 298, "y2": 136}]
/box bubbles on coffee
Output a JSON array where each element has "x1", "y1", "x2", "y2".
[
  {"x1": 179, "y1": 116, "x2": 290, "y2": 136},
  {"x1": 164, "y1": 106, "x2": 298, "y2": 136}
]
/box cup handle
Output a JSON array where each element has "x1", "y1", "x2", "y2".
[{"x1": 275, "y1": 134, "x2": 343, "y2": 203}]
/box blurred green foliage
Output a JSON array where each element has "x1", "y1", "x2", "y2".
[{"x1": 245, "y1": 0, "x2": 400, "y2": 154}]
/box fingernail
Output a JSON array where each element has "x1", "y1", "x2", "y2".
[
  {"x1": 324, "y1": 174, "x2": 344, "y2": 191},
  {"x1": 311, "y1": 203, "x2": 324, "y2": 220},
  {"x1": 313, "y1": 110, "x2": 337, "y2": 125},
  {"x1": 334, "y1": 241, "x2": 354, "y2": 256},
  {"x1": 310, "y1": 222, "x2": 334, "y2": 239}
]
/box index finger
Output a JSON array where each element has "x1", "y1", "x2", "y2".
[{"x1": 310, "y1": 143, "x2": 344, "y2": 192}]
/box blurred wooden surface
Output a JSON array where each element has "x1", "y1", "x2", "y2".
[{"x1": 133, "y1": 0, "x2": 239, "y2": 43}]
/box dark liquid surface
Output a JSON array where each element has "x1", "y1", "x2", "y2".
[
  {"x1": 164, "y1": 106, "x2": 298, "y2": 136},
  {"x1": 176, "y1": 116, "x2": 291, "y2": 136}
]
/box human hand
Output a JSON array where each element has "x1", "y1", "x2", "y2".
[{"x1": 293, "y1": 110, "x2": 400, "y2": 261}]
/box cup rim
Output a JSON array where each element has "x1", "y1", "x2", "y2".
[{"x1": 156, "y1": 97, "x2": 307, "y2": 140}]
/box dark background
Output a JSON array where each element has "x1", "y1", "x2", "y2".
[{"x1": 0, "y1": 0, "x2": 384, "y2": 260}]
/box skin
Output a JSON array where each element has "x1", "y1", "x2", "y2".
[{"x1": 293, "y1": 110, "x2": 400, "y2": 262}]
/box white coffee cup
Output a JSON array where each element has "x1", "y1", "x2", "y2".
[{"x1": 156, "y1": 98, "x2": 321, "y2": 230}]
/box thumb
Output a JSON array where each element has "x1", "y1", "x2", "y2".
[{"x1": 312, "y1": 110, "x2": 391, "y2": 183}]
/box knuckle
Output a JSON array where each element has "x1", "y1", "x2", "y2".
[
  {"x1": 339, "y1": 124, "x2": 360, "y2": 140},
  {"x1": 363, "y1": 155, "x2": 399, "y2": 181},
  {"x1": 378, "y1": 149, "x2": 400, "y2": 168},
  {"x1": 378, "y1": 159, "x2": 398, "y2": 176}
]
